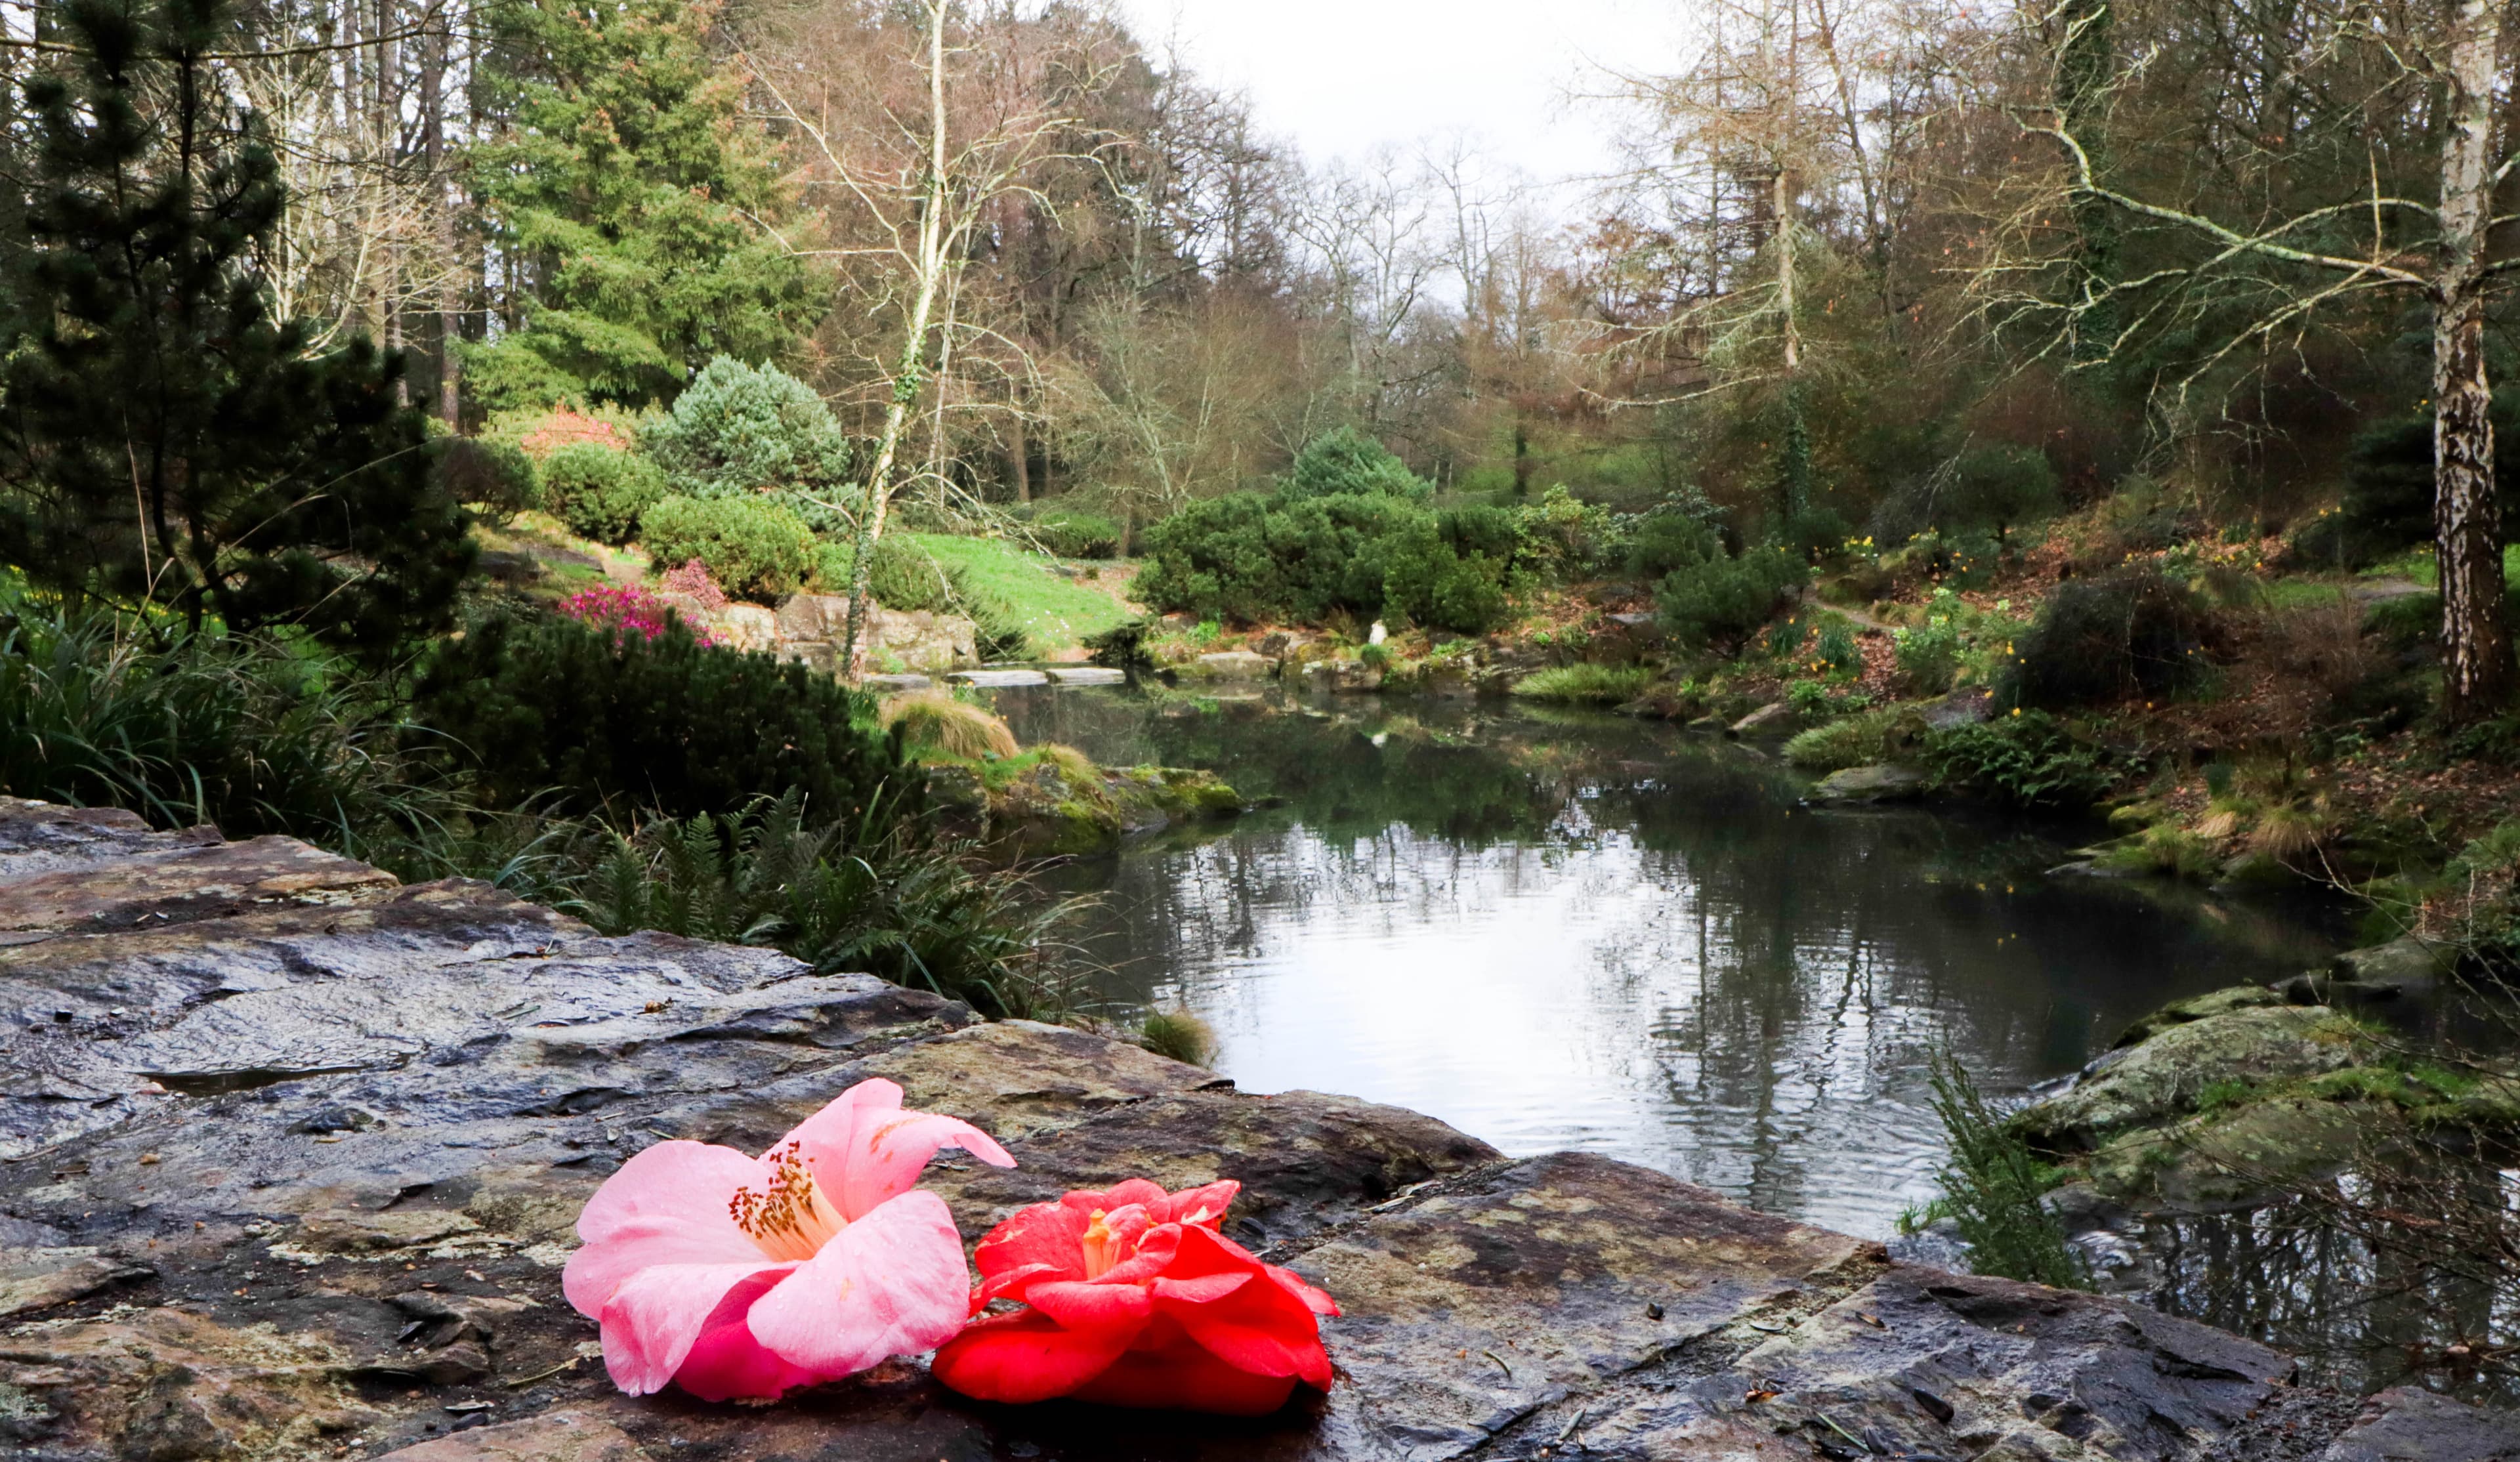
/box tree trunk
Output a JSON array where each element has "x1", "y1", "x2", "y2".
[
  {"x1": 1008, "y1": 409, "x2": 1030, "y2": 502},
  {"x1": 423, "y1": 4, "x2": 460, "y2": 425},
  {"x1": 2433, "y1": 0, "x2": 2510, "y2": 723}
]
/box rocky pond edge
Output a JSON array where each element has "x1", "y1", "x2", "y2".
[{"x1": 0, "y1": 798, "x2": 2503, "y2": 1460}]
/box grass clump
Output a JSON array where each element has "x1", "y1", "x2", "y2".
[
  {"x1": 1139, "y1": 1008, "x2": 1217, "y2": 1066},
  {"x1": 1783, "y1": 707, "x2": 1906, "y2": 771},
  {"x1": 881, "y1": 689, "x2": 1018, "y2": 761},
  {"x1": 1925, "y1": 1050, "x2": 2088, "y2": 1289},
  {"x1": 563, "y1": 790, "x2": 1076, "y2": 1019},
  {"x1": 1509, "y1": 663, "x2": 1654, "y2": 704}
]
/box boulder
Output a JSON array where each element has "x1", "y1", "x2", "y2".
[
  {"x1": 1809, "y1": 763, "x2": 1927, "y2": 804},
  {"x1": 1728, "y1": 701, "x2": 1795, "y2": 737},
  {"x1": 860, "y1": 672, "x2": 933, "y2": 692},
  {"x1": 1041, "y1": 666, "x2": 1125, "y2": 685},
  {"x1": 2109, "y1": 983, "x2": 2288, "y2": 1050},
  {"x1": 715, "y1": 603, "x2": 778, "y2": 654},
  {"x1": 2088, "y1": 1094, "x2": 2375, "y2": 1209},
  {"x1": 0, "y1": 796, "x2": 2499, "y2": 1461},
  {"x1": 1919, "y1": 685, "x2": 1997, "y2": 729},
  {"x1": 772, "y1": 596, "x2": 978, "y2": 673},
  {"x1": 1188, "y1": 650, "x2": 1274, "y2": 680},
  {"x1": 2013, "y1": 1005, "x2": 2366, "y2": 1152}
]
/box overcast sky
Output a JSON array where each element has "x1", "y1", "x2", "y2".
[{"x1": 1111, "y1": 0, "x2": 1692, "y2": 209}]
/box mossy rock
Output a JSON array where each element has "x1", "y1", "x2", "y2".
[
  {"x1": 2088, "y1": 1095, "x2": 2378, "y2": 1210},
  {"x1": 2108, "y1": 984, "x2": 2287, "y2": 1051},
  {"x1": 2014, "y1": 1005, "x2": 2368, "y2": 1152}
]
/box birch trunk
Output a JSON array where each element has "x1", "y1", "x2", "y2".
[
  {"x1": 837, "y1": 1, "x2": 950, "y2": 679},
  {"x1": 2433, "y1": 0, "x2": 2510, "y2": 722}
]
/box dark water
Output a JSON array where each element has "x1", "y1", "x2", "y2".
[{"x1": 984, "y1": 682, "x2": 2346, "y2": 1241}]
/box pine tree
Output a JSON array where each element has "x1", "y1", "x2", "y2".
[
  {"x1": 0, "y1": 0, "x2": 475, "y2": 658},
  {"x1": 467, "y1": 0, "x2": 814, "y2": 411}
]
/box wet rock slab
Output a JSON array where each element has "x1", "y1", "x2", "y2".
[{"x1": 0, "y1": 799, "x2": 2500, "y2": 1462}]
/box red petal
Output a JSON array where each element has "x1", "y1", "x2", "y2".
[
  {"x1": 1266, "y1": 1263, "x2": 1341, "y2": 1318},
  {"x1": 973, "y1": 1201, "x2": 1090, "y2": 1300},
  {"x1": 930, "y1": 1309, "x2": 1139, "y2": 1404},
  {"x1": 1069, "y1": 1336, "x2": 1303, "y2": 1415},
  {"x1": 1152, "y1": 1270, "x2": 1253, "y2": 1305},
  {"x1": 1026, "y1": 1278, "x2": 1156, "y2": 1330},
  {"x1": 1156, "y1": 1180, "x2": 1241, "y2": 1228},
  {"x1": 1160, "y1": 1228, "x2": 1333, "y2": 1388},
  {"x1": 1099, "y1": 1178, "x2": 1170, "y2": 1211}
]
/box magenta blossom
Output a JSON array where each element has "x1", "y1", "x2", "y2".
[
  {"x1": 562, "y1": 1079, "x2": 1014, "y2": 1401},
  {"x1": 559, "y1": 584, "x2": 719, "y2": 647}
]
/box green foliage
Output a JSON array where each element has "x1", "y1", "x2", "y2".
[
  {"x1": 637, "y1": 494, "x2": 816, "y2": 603},
  {"x1": 1026, "y1": 505, "x2": 1124, "y2": 559},
  {"x1": 562, "y1": 791, "x2": 1075, "y2": 1019},
  {"x1": 1506, "y1": 487, "x2": 1622, "y2": 579},
  {"x1": 411, "y1": 611, "x2": 906, "y2": 822},
  {"x1": 1925, "y1": 1051, "x2": 2088, "y2": 1289},
  {"x1": 1277, "y1": 427, "x2": 1430, "y2": 500},
  {"x1": 871, "y1": 537, "x2": 953, "y2": 612},
  {"x1": 0, "y1": 0, "x2": 474, "y2": 659},
  {"x1": 543, "y1": 442, "x2": 667, "y2": 545},
  {"x1": 1134, "y1": 486, "x2": 1509, "y2": 635},
  {"x1": 639, "y1": 356, "x2": 853, "y2": 528},
  {"x1": 1083, "y1": 618, "x2": 1155, "y2": 670},
  {"x1": 1786, "y1": 677, "x2": 1831, "y2": 717},
  {"x1": 2013, "y1": 568, "x2": 2213, "y2": 707},
  {"x1": 1891, "y1": 589, "x2": 1967, "y2": 694},
  {"x1": 1509, "y1": 664, "x2": 1654, "y2": 704},
  {"x1": 1813, "y1": 619, "x2": 1860, "y2": 675},
  {"x1": 1626, "y1": 507, "x2": 1725, "y2": 581},
  {"x1": 1874, "y1": 444, "x2": 2059, "y2": 544},
  {"x1": 430, "y1": 437, "x2": 543, "y2": 526},
  {"x1": 0, "y1": 599, "x2": 442, "y2": 844},
  {"x1": 466, "y1": 0, "x2": 812, "y2": 409},
  {"x1": 1923, "y1": 710, "x2": 2117, "y2": 808},
  {"x1": 1654, "y1": 545, "x2": 1808, "y2": 647},
  {"x1": 1782, "y1": 707, "x2": 1904, "y2": 771}
]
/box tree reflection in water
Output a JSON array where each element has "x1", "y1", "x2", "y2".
[{"x1": 978, "y1": 684, "x2": 2520, "y2": 1392}]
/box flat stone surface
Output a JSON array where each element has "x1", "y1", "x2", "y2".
[
  {"x1": 1191, "y1": 650, "x2": 1276, "y2": 679},
  {"x1": 1729, "y1": 701, "x2": 1794, "y2": 736},
  {"x1": 1811, "y1": 763, "x2": 1927, "y2": 803},
  {"x1": 1043, "y1": 665, "x2": 1127, "y2": 684},
  {"x1": 860, "y1": 672, "x2": 934, "y2": 690},
  {"x1": 0, "y1": 799, "x2": 2498, "y2": 1461},
  {"x1": 947, "y1": 668, "x2": 1051, "y2": 686}
]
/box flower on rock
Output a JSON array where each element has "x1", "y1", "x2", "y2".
[
  {"x1": 562, "y1": 1078, "x2": 1013, "y2": 1402},
  {"x1": 931, "y1": 1178, "x2": 1338, "y2": 1415}
]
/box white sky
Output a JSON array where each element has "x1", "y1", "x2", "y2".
[{"x1": 1113, "y1": 0, "x2": 1694, "y2": 211}]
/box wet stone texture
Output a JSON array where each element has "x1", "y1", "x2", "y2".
[{"x1": 0, "y1": 801, "x2": 2503, "y2": 1462}]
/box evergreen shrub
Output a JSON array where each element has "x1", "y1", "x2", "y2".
[
  {"x1": 544, "y1": 442, "x2": 667, "y2": 544},
  {"x1": 411, "y1": 612, "x2": 906, "y2": 822},
  {"x1": 637, "y1": 495, "x2": 816, "y2": 603}
]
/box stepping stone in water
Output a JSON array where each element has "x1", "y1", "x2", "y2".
[
  {"x1": 861, "y1": 673, "x2": 933, "y2": 692},
  {"x1": 946, "y1": 668, "x2": 1050, "y2": 687},
  {"x1": 1043, "y1": 666, "x2": 1125, "y2": 685}
]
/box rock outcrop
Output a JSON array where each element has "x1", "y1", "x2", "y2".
[{"x1": 0, "y1": 798, "x2": 2500, "y2": 1461}]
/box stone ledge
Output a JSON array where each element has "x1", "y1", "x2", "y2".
[{"x1": 0, "y1": 799, "x2": 2498, "y2": 1461}]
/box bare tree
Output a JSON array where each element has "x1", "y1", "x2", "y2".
[{"x1": 1989, "y1": 0, "x2": 2517, "y2": 720}]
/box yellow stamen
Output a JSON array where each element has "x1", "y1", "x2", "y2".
[{"x1": 728, "y1": 1140, "x2": 847, "y2": 1263}]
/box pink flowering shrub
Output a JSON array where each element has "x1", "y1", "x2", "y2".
[
  {"x1": 559, "y1": 585, "x2": 720, "y2": 648},
  {"x1": 658, "y1": 558, "x2": 730, "y2": 615}
]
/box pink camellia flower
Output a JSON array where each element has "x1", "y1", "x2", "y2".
[{"x1": 562, "y1": 1079, "x2": 1014, "y2": 1402}]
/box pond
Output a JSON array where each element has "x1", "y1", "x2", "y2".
[{"x1": 982, "y1": 681, "x2": 2347, "y2": 1242}]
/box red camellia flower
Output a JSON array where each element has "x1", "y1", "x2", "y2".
[{"x1": 930, "y1": 1178, "x2": 1338, "y2": 1415}]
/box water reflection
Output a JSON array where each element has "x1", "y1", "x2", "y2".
[{"x1": 990, "y1": 684, "x2": 2345, "y2": 1240}]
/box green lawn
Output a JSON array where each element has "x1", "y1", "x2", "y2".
[{"x1": 905, "y1": 533, "x2": 1131, "y2": 656}]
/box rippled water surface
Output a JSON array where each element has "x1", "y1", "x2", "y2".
[{"x1": 986, "y1": 683, "x2": 2347, "y2": 1241}]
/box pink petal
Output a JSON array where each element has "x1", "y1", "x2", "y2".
[
  {"x1": 1026, "y1": 1278, "x2": 1158, "y2": 1329},
  {"x1": 563, "y1": 1140, "x2": 768, "y2": 1320},
  {"x1": 667, "y1": 1270, "x2": 825, "y2": 1403},
  {"x1": 784, "y1": 1079, "x2": 1015, "y2": 1219},
  {"x1": 746, "y1": 1190, "x2": 975, "y2": 1376},
  {"x1": 597, "y1": 1259, "x2": 793, "y2": 1395}
]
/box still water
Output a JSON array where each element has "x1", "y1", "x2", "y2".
[{"x1": 986, "y1": 682, "x2": 2345, "y2": 1242}]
